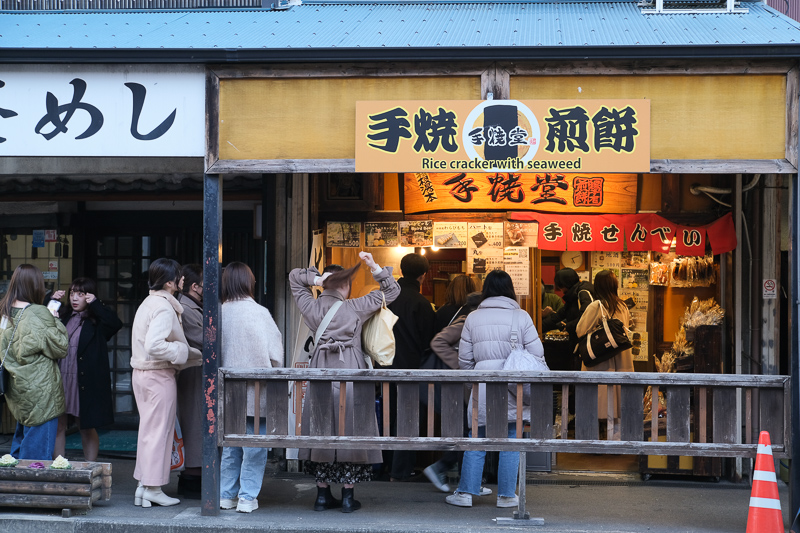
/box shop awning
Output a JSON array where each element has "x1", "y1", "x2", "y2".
[{"x1": 508, "y1": 211, "x2": 736, "y2": 256}]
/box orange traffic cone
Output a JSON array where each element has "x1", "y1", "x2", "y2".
[{"x1": 746, "y1": 431, "x2": 783, "y2": 533}]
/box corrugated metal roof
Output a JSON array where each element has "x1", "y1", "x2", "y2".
[{"x1": 0, "y1": 1, "x2": 799, "y2": 50}]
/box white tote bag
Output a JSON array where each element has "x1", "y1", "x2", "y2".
[{"x1": 361, "y1": 292, "x2": 399, "y2": 366}]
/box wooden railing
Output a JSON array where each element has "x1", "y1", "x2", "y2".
[{"x1": 218, "y1": 368, "x2": 790, "y2": 458}]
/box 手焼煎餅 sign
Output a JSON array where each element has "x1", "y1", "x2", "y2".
[{"x1": 355, "y1": 99, "x2": 650, "y2": 173}]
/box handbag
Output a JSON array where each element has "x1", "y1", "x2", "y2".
[
  {"x1": 361, "y1": 292, "x2": 399, "y2": 367},
  {"x1": 170, "y1": 415, "x2": 185, "y2": 472},
  {"x1": 576, "y1": 301, "x2": 632, "y2": 368},
  {"x1": 502, "y1": 310, "x2": 549, "y2": 373},
  {"x1": 0, "y1": 305, "x2": 29, "y2": 399}
]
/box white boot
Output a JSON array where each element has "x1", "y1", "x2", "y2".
[
  {"x1": 141, "y1": 487, "x2": 180, "y2": 508},
  {"x1": 134, "y1": 481, "x2": 144, "y2": 506}
]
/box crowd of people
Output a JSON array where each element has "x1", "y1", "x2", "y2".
[{"x1": 0, "y1": 253, "x2": 633, "y2": 514}]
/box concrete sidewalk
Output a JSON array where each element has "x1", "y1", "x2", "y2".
[{"x1": 0, "y1": 454, "x2": 792, "y2": 533}]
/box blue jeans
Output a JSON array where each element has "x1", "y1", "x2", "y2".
[
  {"x1": 457, "y1": 423, "x2": 519, "y2": 498},
  {"x1": 11, "y1": 418, "x2": 58, "y2": 460},
  {"x1": 220, "y1": 417, "x2": 268, "y2": 501}
]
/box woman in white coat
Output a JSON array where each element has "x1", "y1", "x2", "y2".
[
  {"x1": 575, "y1": 269, "x2": 633, "y2": 430},
  {"x1": 218, "y1": 262, "x2": 283, "y2": 514},
  {"x1": 446, "y1": 270, "x2": 544, "y2": 509}
]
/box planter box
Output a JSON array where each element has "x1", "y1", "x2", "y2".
[{"x1": 0, "y1": 460, "x2": 111, "y2": 512}]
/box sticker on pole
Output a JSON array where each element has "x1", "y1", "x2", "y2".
[{"x1": 763, "y1": 279, "x2": 777, "y2": 300}]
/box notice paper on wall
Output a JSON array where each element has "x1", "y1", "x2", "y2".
[
  {"x1": 467, "y1": 223, "x2": 504, "y2": 274},
  {"x1": 504, "y1": 247, "x2": 530, "y2": 297},
  {"x1": 433, "y1": 221, "x2": 468, "y2": 248}
]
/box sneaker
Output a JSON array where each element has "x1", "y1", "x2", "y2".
[
  {"x1": 423, "y1": 465, "x2": 450, "y2": 493},
  {"x1": 220, "y1": 498, "x2": 237, "y2": 510},
  {"x1": 236, "y1": 498, "x2": 258, "y2": 513},
  {"x1": 445, "y1": 491, "x2": 472, "y2": 508},
  {"x1": 497, "y1": 495, "x2": 519, "y2": 508},
  {"x1": 479, "y1": 486, "x2": 493, "y2": 496}
]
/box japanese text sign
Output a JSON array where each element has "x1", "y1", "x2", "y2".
[
  {"x1": 404, "y1": 173, "x2": 637, "y2": 214},
  {"x1": 356, "y1": 100, "x2": 650, "y2": 173},
  {"x1": 0, "y1": 65, "x2": 205, "y2": 157}
]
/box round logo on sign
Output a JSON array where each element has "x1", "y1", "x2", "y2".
[{"x1": 462, "y1": 100, "x2": 541, "y2": 166}]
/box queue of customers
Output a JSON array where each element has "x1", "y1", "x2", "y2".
[{"x1": 0, "y1": 255, "x2": 632, "y2": 514}]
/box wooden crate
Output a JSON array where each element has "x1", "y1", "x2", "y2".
[{"x1": 0, "y1": 460, "x2": 111, "y2": 511}]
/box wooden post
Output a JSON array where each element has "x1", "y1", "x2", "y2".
[{"x1": 202, "y1": 172, "x2": 222, "y2": 516}]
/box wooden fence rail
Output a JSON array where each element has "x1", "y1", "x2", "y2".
[{"x1": 218, "y1": 368, "x2": 790, "y2": 459}]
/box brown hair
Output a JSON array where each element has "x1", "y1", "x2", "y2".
[
  {"x1": 221, "y1": 262, "x2": 255, "y2": 302},
  {"x1": 593, "y1": 270, "x2": 625, "y2": 315},
  {"x1": 322, "y1": 263, "x2": 361, "y2": 293},
  {"x1": 445, "y1": 274, "x2": 477, "y2": 307},
  {"x1": 0, "y1": 264, "x2": 46, "y2": 324}
]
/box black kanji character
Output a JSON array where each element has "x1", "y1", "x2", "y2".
[
  {"x1": 571, "y1": 222, "x2": 592, "y2": 243},
  {"x1": 125, "y1": 83, "x2": 176, "y2": 141},
  {"x1": 530, "y1": 174, "x2": 568, "y2": 205},
  {"x1": 544, "y1": 106, "x2": 590, "y2": 153},
  {"x1": 414, "y1": 107, "x2": 459, "y2": 153},
  {"x1": 486, "y1": 125, "x2": 507, "y2": 147},
  {"x1": 34, "y1": 78, "x2": 104, "y2": 141},
  {"x1": 682, "y1": 229, "x2": 701, "y2": 247},
  {"x1": 508, "y1": 126, "x2": 529, "y2": 147},
  {"x1": 444, "y1": 173, "x2": 479, "y2": 203},
  {"x1": 0, "y1": 80, "x2": 18, "y2": 144},
  {"x1": 629, "y1": 223, "x2": 647, "y2": 243},
  {"x1": 468, "y1": 127, "x2": 485, "y2": 145},
  {"x1": 601, "y1": 224, "x2": 621, "y2": 243},
  {"x1": 367, "y1": 107, "x2": 412, "y2": 152},
  {"x1": 542, "y1": 222, "x2": 563, "y2": 242},
  {"x1": 592, "y1": 106, "x2": 639, "y2": 153},
  {"x1": 487, "y1": 173, "x2": 524, "y2": 203}
]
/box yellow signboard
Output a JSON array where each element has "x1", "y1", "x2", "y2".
[{"x1": 356, "y1": 100, "x2": 650, "y2": 173}]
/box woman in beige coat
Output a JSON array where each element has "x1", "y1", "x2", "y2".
[
  {"x1": 131, "y1": 258, "x2": 201, "y2": 508},
  {"x1": 576, "y1": 269, "x2": 634, "y2": 433},
  {"x1": 289, "y1": 252, "x2": 400, "y2": 513}
]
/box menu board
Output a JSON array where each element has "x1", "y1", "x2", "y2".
[
  {"x1": 504, "y1": 247, "x2": 530, "y2": 297},
  {"x1": 399, "y1": 220, "x2": 433, "y2": 247},
  {"x1": 621, "y1": 251, "x2": 651, "y2": 270},
  {"x1": 467, "y1": 223, "x2": 504, "y2": 274},
  {"x1": 591, "y1": 251, "x2": 621, "y2": 269},
  {"x1": 365, "y1": 222, "x2": 399, "y2": 247},
  {"x1": 433, "y1": 222, "x2": 468, "y2": 248},
  {"x1": 620, "y1": 268, "x2": 650, "y2": 290},
  {"x1": 326, "y1": 222, "x2": 361, "y2": 247},
  {"x1": 504, "y1": 222, "x2": 538, "y2": 248}
]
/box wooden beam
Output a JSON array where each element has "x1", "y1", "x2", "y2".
[
  {"x1": 205, "y1": 71, "x2": 220, "y2": 172},
  {"x1": 786, "y1": 67, "x2": 799, "y2": 168},
  {"x1": 209, "y1": 63, "x2": 490, "y2": 79},
  {"x1": 501, "y1": 60, "x2": 795, "y2": 76}
]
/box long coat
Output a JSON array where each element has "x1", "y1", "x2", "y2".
[
  {"x1": 289, "y1": 265, "x2": 400, "y2": 464},
  {"x1": 58, "y1": 299, "x2": 122, "y2": 429}
]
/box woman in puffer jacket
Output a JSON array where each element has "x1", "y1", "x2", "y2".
[
  {"x1": 445, "y1": 270, "x2": 544, "y2": 509},
  {"x1": 131, "y1": 258, "x2": 201, "y2": 508}
]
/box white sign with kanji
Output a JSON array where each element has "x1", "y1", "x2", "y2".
[{"x1": 0, "y1": 65, "x2": 204, "y2": 157}]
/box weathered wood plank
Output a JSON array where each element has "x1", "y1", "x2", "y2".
[
  {"x1": 786, "y1": 67, "x2": 799, "y2": 168},
  {"x1": 205, "y1": 70, "x2": 220, "y2": 171},
  {"x1": 471, "y1": 384, "x2": 479, "y2": 438},
  {"x1": 0, "y1": 466, "x2": 96, "y2": 484},
  {"x1": 427, "y1": 384, "x2": 435, "y2": 438},
  {"x1": 650, "y1": 159, "x2": 796, "y2": 174},
  {"x1": 502, "y1": 59, "x2": 795, "y2": 76},
  {"x1": 759, "y1": 388, "x2": 785, "y2": 445},
  {"x1": 0, "y1": 480, "x2": 94, "y2": 496},
  {"x1": 529, "y1": 384, "x2": 552, "y2": 439},
  {"x1": 440, "y1": 383, "x2": 464, "y2": 438},
  {"x1": 252, "y1": 381, "x2": 260, "y2": 435},
  {"x1": 574, "y1": 384, "x2": 599, "y2": 441},
  {"x1": 620, "y1": 385, "x2": 644, "y2": 442},
  {"x1": 396, "y1": 383, "x2": 419, "y2": 438},
  {"x1": 221, "y1": 435, "x2": 775, "y2": 457},
  {"x1": 666, "y1": 387, "x2": 690, "y2": 443},
  {"x1": 0, "y1": 493, "x2": 93, "y2": 510},
  {"x1": 486, "y1": 383, "x2": 508, "y2": 439},
  {"x1": 353, "y1": 382, "x2": 376, "y2": 437},
  {"x1": 382, "y1": 382, "x2": 390, "y2": 438},
  {"x1": 208, "y1": 159, "x2": 356, "y2": 174},
  {"x1": 713, "y1": 388, "x2": 737, "y2": 444},
  {"x1": 265, "y1": 381, "x2": 287, "y2": 436},
  {"x1": 338, "y1": 381, "x2": 347, "y2": 437},
  {"x1": 307, "y1": 381, "x2": 333, "y2": 437},
  {"x1": 224, "y1": 380, "x2": 247, "y2": 436},
  {"x1": 561, "y1": 384, "x2": 569, "y2": 440},
  {"x1": 210, "y1": 63, "x2": 489, "y2": 80}
]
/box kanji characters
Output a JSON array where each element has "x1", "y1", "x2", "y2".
[
  {"x1": 571, "y1": 222, "x2": 592, "y2": 243},
  {"x1": 415, "y1": 173, "x2": 438, "y2": 203},
  {"x1": 544, "y1": 106, "x2": 590, "y2": 153},
  {"x1": 444, "y1": 173, "x2": 479, "y2": 203},
  {"x1": 573, "y1": 176, "x2": 604, "y2": 207},
  {"x1": 367, "y1": 107, "x2": 412, "y2": 152},
  {"x1": 0, "y1": 80, "x2": 18, "y2": 144},
  {"x1": 592, "y1": 106, "x2": 638, "y2": 153},
  {"x1": 487, "y1": 173, "x2": 524, "y2": 203},
  {"x1": 35, "y1": 78, "x2": 104, "y2": 140},
  {"x1": 530, "y1": 173, "x2": 568, "y2": 205},
  {"x1": 542, "y1": 222, "x2": 563, "y2": 242},
  {"x1": 486, "y1": 125, "x2": 507, "y2": 147},
  {"x1": 413, "y1": 106, "x2": 459, "y2": 153}
]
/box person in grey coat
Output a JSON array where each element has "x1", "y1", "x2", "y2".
[
  {"x1": 289, "y1": 251, "x2": 400, "y2": 513},
  {"x1": 446, "y1": 270, "x2": 544, "y2": 509}
]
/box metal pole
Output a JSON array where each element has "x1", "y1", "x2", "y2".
[
  {"x1": 202, "y1": 173, "x2": 222, "y2": 516},
  {"x1": 790, "y1": 174, "x2": 799, "y2": 520}
]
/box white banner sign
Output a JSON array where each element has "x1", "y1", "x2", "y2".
[{"x1": 0, "y1": 65, "x2": 205, "y2": 157}]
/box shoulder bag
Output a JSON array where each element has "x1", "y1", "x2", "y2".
[
  {"x1": 502, "y1": 310, "x2": 549, "y2": 372},
  {"x1": 361, "y1": 292, "x2": 399, "y2": 367},
  {"x1": 0, "y1": 305, "x2": 29, "y2": 399},
  {"x1": 576, "y1": 301, "x2": 632, "y2": 367}
]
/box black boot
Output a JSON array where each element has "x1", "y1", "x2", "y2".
[
  {"x1": 341, "y1": 487, "x2": 361, "y2": 513},
  {"x1": 313, "y1": 486, "x2": 342, "y2": 511}
]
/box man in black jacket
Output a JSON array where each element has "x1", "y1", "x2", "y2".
[
  {"x1": 542, "y1": 268, "x2": 596, "y2": 358},
  {"x1": 385, "y1": 252, "x2": 435, "y2": 481}
]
